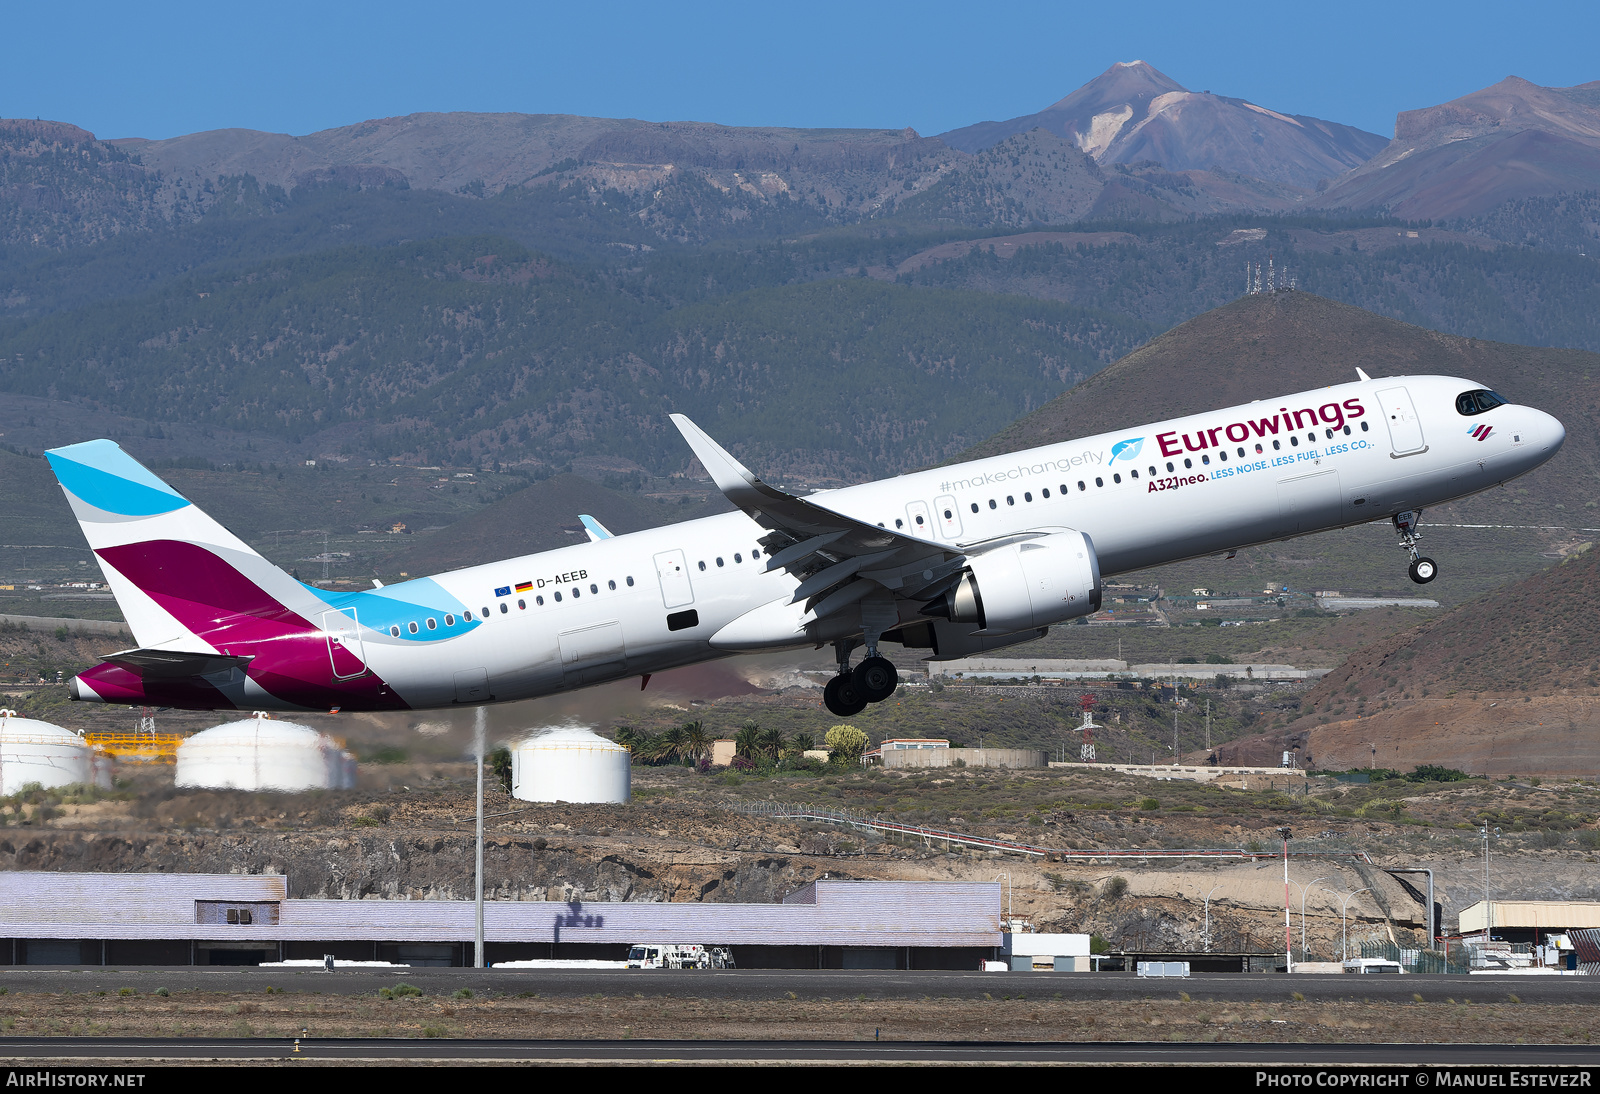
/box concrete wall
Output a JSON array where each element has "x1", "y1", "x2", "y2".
[{"x1": 883, "y1": 748, "x2": 1045, "y2": 770}]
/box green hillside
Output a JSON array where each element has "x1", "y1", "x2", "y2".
[{"x1": 0, "y1": 236, "x2": 1152, "y2": 482}]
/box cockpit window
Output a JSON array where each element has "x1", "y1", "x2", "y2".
[{"x1": 1456, "y1": 389, "x2": 1507, "y2": 415}]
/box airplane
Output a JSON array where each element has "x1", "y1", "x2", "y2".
[{"x1": 46, "y1": 372, "x2": 1563, "y2": 717}]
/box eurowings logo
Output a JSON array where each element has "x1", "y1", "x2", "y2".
[
  {"x1": 1469, "y1": 424, "x2": 1494, "y2": 441},
  {"x1": 1110, "y1": 438, "x2": 1144, "y2": 463}
]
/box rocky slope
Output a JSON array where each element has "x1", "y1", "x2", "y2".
[{"x1": 1319, "y1": 76, "x2": 1600, "y2": 219}]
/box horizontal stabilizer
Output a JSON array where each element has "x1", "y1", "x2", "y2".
[{"x1": 100, "y1": 648, "x2": 254, "y2": 679}]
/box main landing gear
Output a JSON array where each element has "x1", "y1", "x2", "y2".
[
  {"x1": 823, "y1": 638, "x2": 901, "y2": 717},
  {"x1": 1394, "y1": 510, "x2": 1438, "y2": 585}
]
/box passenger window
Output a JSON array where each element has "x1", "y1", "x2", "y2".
[
  {"x1": 1343, "y1": 425, "x2": 1351, "y2": 435},
  {"x1": 970, "y1": 503, "x2": 979, "y2": 513},
  {"x1": 1148, "y1": 467, "x2": 1156, "y2": 477},
  {"x1": 1272, "y1": 440, "x2": 1281, "y2": 450},
  {"x1": 1006, "y1": 496, "x2": 1014, "y2": 506},
  {"x1": 1023, "y1": 492, "x2": 1032, "y2": 502},
  {"x1": 408, "y1": 622, "x2": 418, "y2": 634},
  {"x1": 590, "y1": 583, "x2": 598, "y2": 593},
  {"x1": 945, "y1": 508, "x2": 954, "y2": 518},
  {"x1": 715, "y1": 558, "x2": 724, "y2": 568},
  {"x1": 554, "y1": 592, "x2": 562, "y2": 602},
  {"x1": 1130, "y1": 470, "x2": 1139, "y2": 479},
  {"x1": 1290, "y1": 436, "x2": 1299, "y2": 447},
  {"x1": 989, "y1": 499, "x2": 997, "y2": 509},
  {"x1": 1059, "y1": 484, "x2": 1069, "y2": 494},
  {"x1": 1238, "y1": 447, "x2": 1246, "y2": 457},
  {"x1": 1166, "y1": 462, "x2": 1174, "y2": 472},
  {"x1": 572, "y1": 588, "x2": 581, "y2": 599},
  {"x1": 1077, "y1": 481, "x2": 1086, "y2": 491},
  {"x1": 1113, "y1": 473, "x2": 1122, "y2": 483},
  {"x1": 698, "y1": 561, "x2": 707, "y2": 571},
  {"x1": 390, "y1": 626, "x2": 400, "y2": 637},
  {"x1": 733, "y1": 554, "x2": 741, "y2": 564},
  {"x1": 517, "y1": 599, "x2": 525, "y2": 610},
  {"x1": 609, "y1": 579, "x2": 617, "y2": 589},
  {"x1": 750, "y1": 551, "x2": 759, "y2": 560},
  {"x1": 1217, "y1": 451, "x2": 1226, "y2": 462},
  {"x1": 1095, "y1": 477, "x2": 1104, "y2": 487},
  {"x1": 536, "y1": 596, "x2": 544, "y2": 605},
  {"x1": 895, "y1": 519, "x2": 903, "y2": 528},
  {"x1": 915, "y1": 515, "x2": 925, "y2": 525},
  {"x1": 1361, "y1": 421, "x2": 1369, "y2": 432},
  {"x1": 481, "y1": 607, "x2": 490, "y2": 618},
  {"x1": 426, "y1": 618, "x2": 436, "y2": 630},
  {"x1": 445, "y1": 614, "x2": 455, "y2": 626},
  {"x1": 1040, "y1": 490, "x2": 1049, "y2": 499},
  {"x1": 1201, "y1": 455, "x2": 1210, "y2": 465},
  {"x1": 1183, "y1": 460, "x2": 1191, "y2": 469},
  {"x1": 500, "y1": 602, "x2": 509, "y2": 613}
]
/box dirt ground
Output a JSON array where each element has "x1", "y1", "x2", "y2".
[{"x1": 0, "y1": 989, "x2": 1594, "y2": 1044}]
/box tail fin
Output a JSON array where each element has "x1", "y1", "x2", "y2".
[{"x1": 44, "y1": 440, "x2": 314, "y2": 652}]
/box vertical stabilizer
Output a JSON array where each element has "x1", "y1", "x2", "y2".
[{"x1": 44, "y1": 440, "x2": 312, "y2": 652}]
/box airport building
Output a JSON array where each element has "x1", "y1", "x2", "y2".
[{"x1": 0, "y1": 872, "x2": 1001, "y2": 970}]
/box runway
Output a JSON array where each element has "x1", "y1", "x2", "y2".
[
  {"x1": 2, "y1": 1037, "x2": 1599, "y2": 1065},
  {"x1": 0, "y1": 967, "x2": 1596, "y2": 1005}
]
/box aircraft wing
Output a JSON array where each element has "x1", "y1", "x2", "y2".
[{"x1": 670, "y1": 414, "x2": 967, "y2": 617}]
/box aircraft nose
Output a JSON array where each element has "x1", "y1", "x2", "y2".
[{"x1": 1534, "y1": 408, "x2": 1566, "y2": 454}]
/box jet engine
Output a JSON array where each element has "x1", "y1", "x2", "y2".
[{"x1": 922, "y1": 530, "x2": 1101, "y2": 635}]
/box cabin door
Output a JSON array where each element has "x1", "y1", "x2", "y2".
[
  {"x1": 935, "y1": 494, "x2": 963, "y2": 539},
  {"x1": 1376, "y1": 387, "x2": 1428, "y2": 456},
  {"x1": 321, "y1": 609, "x2": 368, "y2": 680},
  {"x1": 653, "y1": 549, "x2": 695, "y2": 609}
]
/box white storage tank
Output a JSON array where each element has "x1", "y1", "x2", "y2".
[
  {"x1": 0, "y1": 710, "x2": 104, "y2": 794},
  {"x1": 511, "y1": 726, "x2": 630, "y2": 804},
  {"x1": 175, "y1": 713, "x2": 356, "y2": 792}
]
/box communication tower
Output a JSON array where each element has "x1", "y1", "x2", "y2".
[{"x1": 1078, "y1": 693, "x2": 1099, "y2": 762}]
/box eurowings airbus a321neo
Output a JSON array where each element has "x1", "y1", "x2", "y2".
[{"x1": 48, "y1": 372, "x2": 1563, "y2": 717}]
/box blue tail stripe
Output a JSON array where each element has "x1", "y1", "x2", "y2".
[{"x1": 45, "y1": 441, "x2": 191, "y2": 517}]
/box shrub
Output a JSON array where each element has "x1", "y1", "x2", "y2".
[{"x1": 1104, "y1": 876, "x2": 1128, "y2": 899}]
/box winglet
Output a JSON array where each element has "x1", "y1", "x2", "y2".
[
  {"x1": 1356, "y1": 368, "x2": 1372, "y2": 381},
  {"x1": 579, "y1": 514, "x2": 613, "y2": 542},
  {"x1": 669, "y1": 413, "x2": 782, "y2": 511}
]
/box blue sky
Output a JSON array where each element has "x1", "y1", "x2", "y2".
[{"x1": 5, "y1": 2, "x2": 1597, "y2": 141}]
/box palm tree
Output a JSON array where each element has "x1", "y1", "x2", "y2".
[
  {"x1": 734, "y1": 723, "x2": 761, "y2": 761},
  {"x1": 681, "y1": 720, "x2": 711, "y2": 764},
  {"x1": 658, "y1": 725, "x2": 687, "y2": 765},
  {"x1": 758, "y1": 726, "x2": 786, "y2": 761}
]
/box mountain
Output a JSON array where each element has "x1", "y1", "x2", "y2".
[
  {"x1": 109, "y1": 112, "x2": 960, "y2": 221},
  {"x1": 959, "y1": 290, "x2": 1600, "y2": 518},
  {"x1": 899, "y1": 129, "x2": 1309, "y2": 229},
  {"x1": 1214, "y1": 543, "x2": 1600, "y2": 777},
  {"x1": 0, "y1": 235, "x2": 1153, "y2": 481},
  {"x1": 939, "y1": 61, "x2": 1388, "y2": 191},
  {"x1": 0, "y1": 119, "x2": 174, "y2": 250},
  {"x1": 1319, "y1": 76, "x2": 1600, "y2": 219}
]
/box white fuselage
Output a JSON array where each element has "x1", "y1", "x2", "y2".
[{"x1": 289, "y1": 374, "x2": 1563, "y2": 710}]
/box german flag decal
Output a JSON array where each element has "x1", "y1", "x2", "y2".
[{"x1": 514, "y1": 581, "x2": 534, "y2": 592}]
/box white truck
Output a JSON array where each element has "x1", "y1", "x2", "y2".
[{"x1": 625, "y1": 944, "x2": 736, "y2": 970}]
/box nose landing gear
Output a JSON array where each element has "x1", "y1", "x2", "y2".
[{"x1": 1394, "y1": 510, "x2": 1438, "y2": 585}]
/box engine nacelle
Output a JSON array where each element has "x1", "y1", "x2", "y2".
[{"x1": 928, "y1": 530, "x2": 1101, "y2": 635}]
